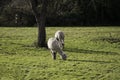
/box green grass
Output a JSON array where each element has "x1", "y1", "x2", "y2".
[{"x1": 0, "y1": 27, "x2": 120, "y2": 80}]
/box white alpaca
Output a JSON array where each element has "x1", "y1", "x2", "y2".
[
  {"x1": 55, "y1": 30, "x2": 65, "y2": 49},
  {"x1": 47, "y1": 37, "x2": 67, "y2": 60}
]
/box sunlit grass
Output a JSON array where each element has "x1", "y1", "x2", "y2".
[{"x1": 0, "y1": 27, "x2": 120, "y2": 80}]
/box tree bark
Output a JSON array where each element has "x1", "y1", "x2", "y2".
[{"x1": 29, "y1": 0, "x2": 47, "y2": 47}]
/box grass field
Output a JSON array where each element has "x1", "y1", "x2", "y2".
[{"x1": 0, "y1": 27, "x2": 120, "y2": 80}]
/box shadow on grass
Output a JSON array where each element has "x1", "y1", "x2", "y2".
[
  {"x1": 67, "y1": 59, "x2": 113, "y2": 64},
  {"x1": 64, "y1": 48, "x2": 119, "y2": 55}
]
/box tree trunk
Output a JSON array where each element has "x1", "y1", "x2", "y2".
[
  {"x1": 35, "y1": 13, "x2": 47, "y2": 47},
  {"x1": 37, "y1": 0, "x2": 47, "y2": 47},
  {"x1": 29, "y1": 0, "x2": 48, "y2": 47}
]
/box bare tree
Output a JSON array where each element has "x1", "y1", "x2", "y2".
[{"x1": 27, "y1": 0, "x2": 48, "y2": 47}]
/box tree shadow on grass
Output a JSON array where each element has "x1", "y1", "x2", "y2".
[
  {"x1": 64, "y1": 47, "x2": 119, "y2": 55},
  {"x1": 67, "y1": 59, "x2": 113, "y2": 64}
]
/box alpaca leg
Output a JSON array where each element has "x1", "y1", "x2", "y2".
[
  {"x1": 57, "y1": 50, "x2": 67, "y2": 60},
  {"x1": 61, "y1": 54, "x2": 67, "y2": 60},
  {"x1": 52, "y1": 52, "x2": 57, "y2": 60},
  {"x1": 51, "y1": 51, "x2": 57, "y2": 60}
]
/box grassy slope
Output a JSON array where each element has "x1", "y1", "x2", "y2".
[{"x1": 0, "y1": 27, "x2": 120, "y2": 80}]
